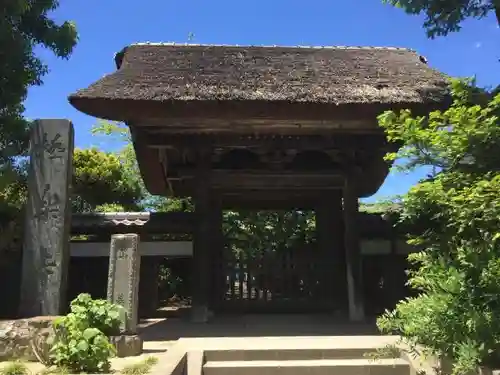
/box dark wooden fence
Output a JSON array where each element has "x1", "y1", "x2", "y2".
[
  {"x1": 216, "y1": 246, "x2": 335, "y2": 313},
  {"x1": 214, "y1": 244, "x2": 411, "y2": 316}
]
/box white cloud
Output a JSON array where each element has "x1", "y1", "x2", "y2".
[{"x1": 475, "y1": 42, "x2": 482, "y2": 48}]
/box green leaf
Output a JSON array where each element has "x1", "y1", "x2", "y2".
[
  {"x1": 82, "y1": 327, "x2": 101, "y2": 340},
  {"x1": 76, "y1": 340, "x2": 89, "y2": 352}
]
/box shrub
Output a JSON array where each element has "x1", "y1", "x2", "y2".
[
  {"x1": 67, "y1": 293, "x2": 122, "y2": 336},
  {"x1": 50, "y1": 326, "x2": 115, "y2": 373},
  {"x1": 49, "y1": 294, "x2": 123, "y2": 373},
  {"x1": 376, "y1": 80, "x2": 500, "y2": 375}
]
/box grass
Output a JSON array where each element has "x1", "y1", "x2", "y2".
[
  {"x1": 36, "y1": 367, "x2": 69, "y2": 375},
  {"x1": 120, "y1": 357, "x2": 158, "y2": 375},
  {"x1": 0, "y1": 361, "x2": 71, "y2": 375},
  {"x1": 364, "y1": 344, "x2": 402, "y2": 362},
  {"x1": 0, "y1": 361, "x2": 30, "y2": 375},
  {"x1": 1, "y1": 354, "x2": 158, "y2": 375}
]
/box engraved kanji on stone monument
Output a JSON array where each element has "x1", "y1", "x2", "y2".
[
  {"x1": 39, "y1": 246, "x2": 57, "y2": 290},
  {"x1": 20, "y1": 119, "x2": 74, "y2": 317},
  {"x1": 34, "y1": 185, "x2": 61, "y2": 221},
  {"x1": 33, "y1": 131, "x2": 66, "y2": 161},
  {"x1": 107, "y1": 234, "x2": 141, "y2": 334}
]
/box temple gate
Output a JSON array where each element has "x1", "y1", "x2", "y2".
[{"x1": 67, "y1": 44, "x2": 448, "y2": 322}]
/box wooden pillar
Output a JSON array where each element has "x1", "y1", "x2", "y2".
[
  {"x1": 343, "y1": 176, "x2": 365, "y2": 321},
  {"x1": 191, "y1": 148, "x2": 212, "y2": 323},
  {"x1": 209, "y1": 197, "x2": 224, "y2": 311},
  {"x1": 20, "y1": 119, "x2": 74, "y2": 317},
  {"x1": 139, "y1": 256, "x2": 160, "y2": 318},
  {"x1": 316, "y1": 191, "x2": 346, "y2": 313}
]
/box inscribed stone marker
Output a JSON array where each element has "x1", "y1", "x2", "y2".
[
  {"x1": 19, "y1": 119, "x2": 74, "y2": 317},
  {"x1": 107, "y1": 234, "x2": 141, "y2": 334}
]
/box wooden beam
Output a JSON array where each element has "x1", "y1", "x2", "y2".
[
  {"x1": 70, "y1": 211, "x2": 393, "y2": 237},
  {"x1": 69, "y1": 239, "x2": 406, "y2": 257},
  {"x1": 168, "y1": 164, "x2": 387, "y2": 198},
  {"x1": 133, "y1": 117, "x2": 377, "y2": 130},
  {"x1": 219, "y1": 189, "x2": 323, "y2": 209},
  {"x1": 70, "y1": 212, "x2": 195, "y2": 235},
  {"x1": 115, "y1": 100, "x2": 438, "y2": 126},
  {"x1": 134, "y1": 132, "x2": 389, "y2": 150},
  {"x1": 221, "y1": 199, "x2": 317, "y2": 210},
  {"x1": 70, "y1": 241, "x2": 192, "y2": 257},
  {"x1": 183, "y1": 171, "x2": 345, "y2": 190}
]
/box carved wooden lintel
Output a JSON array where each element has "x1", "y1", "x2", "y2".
[{"x1": 136, "y1": 131, "x2": 388, "y2": 151}]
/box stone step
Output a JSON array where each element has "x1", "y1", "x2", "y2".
[
  {"x1": 204, "y1": 347, "x2": 396, "y2": 362},
  {"x1": 205, "y1": 348, "x2": 390, "y2": 362},
  {"x1": 203, "y1": 358, "x2": 410, "y2": 375}
]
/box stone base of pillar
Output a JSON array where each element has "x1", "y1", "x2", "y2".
[
  {"x1": 190, "y1": 305, "x2": 214, "y2": 323},
  {"x1": 349, "y1": 305, "x2": 365, "y2": 322},
  {"x1": 347, "y1": 275, "x2": 365, "y2": 322},
  {"x1": 110, "y1": 335, "x2": 143, "y2": 357}
]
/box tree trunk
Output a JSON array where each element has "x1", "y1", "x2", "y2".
[{"x1": 494, "y1": 1, "x2": 500, "y2": 28}]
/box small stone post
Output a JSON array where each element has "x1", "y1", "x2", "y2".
[
  {"x1": 19, "y1": 119, "x2": 74, "y2": 317},
  {"x1": 107, "y1": 233, "x2": 143, "y2": 357}
]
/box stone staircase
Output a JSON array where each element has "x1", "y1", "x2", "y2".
[{"x1": 176, "y1": 336, "x2": 414, "y2": 375}]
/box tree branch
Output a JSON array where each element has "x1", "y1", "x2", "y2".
[{"x1": 495, "y1": 1, "x2": 500, "y2": 28}]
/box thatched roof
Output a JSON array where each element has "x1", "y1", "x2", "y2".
[{"x1": 68, "y1": 44, "x2": 449, "y2": 122}]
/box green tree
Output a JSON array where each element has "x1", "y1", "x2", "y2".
[
  {"x1": 376, "y1": 79, "x2": 500, "y2": 374},
  {"x1": 91, "y1": 121, "x2": 188, "y2": 212},
  {"x1": 0, "y1": 147, "x2": 143, "y2": 263},
  {"x1": 224, "y1": 210, "x2": 315, "y2": 260},
  {"x1": 0, "y1": 168, "x2": 27, "y2": 266},
  {"x1": 90, "y1": 121, "x2": 139, "y2": 189},
  {"x1": 72, "y1": 148, "x2": 143, "y2": 212},
  {"x1": 1, "y1": 1, "x2": 77, "y2": 261},
  {"x1": 0, "y1": 0, "x2": 77, "y2": 181},
  {"x1": 384, "y1": 0, "x2": 500, "y2": 38}
]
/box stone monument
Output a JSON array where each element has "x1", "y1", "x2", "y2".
[
  {"x1": 19, "y1": 119, "x2": 74, "y2": 317},
  {"x1": 107, "y1": 233, "x2": 143, "y2": 357}
]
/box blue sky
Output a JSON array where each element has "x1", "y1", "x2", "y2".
[{"x1": 24, "y1": 0, "x2": 500, "y2": 202}]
